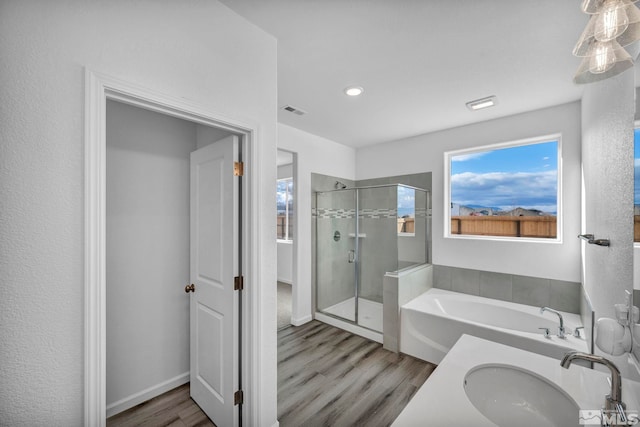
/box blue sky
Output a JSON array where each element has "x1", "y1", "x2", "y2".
[
  {"x1": 451, "y1": 140, "x2": 558, "y2": 213},
  {"x1": 398, "y1": 186, "x2": 415, "y2": 217}
]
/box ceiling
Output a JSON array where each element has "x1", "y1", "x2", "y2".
[{"x1": 219, "y1": 1, "x2": 627, "y2": 148}]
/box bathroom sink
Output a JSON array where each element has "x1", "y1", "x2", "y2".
[{"x1": 463, "y1": 364, "x2": 580, "y2": 427}]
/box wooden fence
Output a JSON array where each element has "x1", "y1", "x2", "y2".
[
  {"x1": 397, "y1": 218, "x2": 415, "y2": 233},
  {"x1": 451, "y1": 216, "x2": 557, "y2": 238},
  {"x1": 277, "y1": 215, "x2": 293, "y2": 240},
  {"x1": 635, "y1": 216, "x2": 640, "y2": 242}
]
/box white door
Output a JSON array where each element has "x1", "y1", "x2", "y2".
[{"x1": 189, "y1": 135, "x2": 240, "y2": 427}]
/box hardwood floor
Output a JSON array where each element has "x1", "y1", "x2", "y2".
[
  {"x1": 106, "y1": 383, "x2": 215, "y2": 427},
  {"x1": 278, "y1": 321, "x2": 436, "y2": 427},
  {"x1": 108, "y1": 320, "x2": 436, "y2": 427}
]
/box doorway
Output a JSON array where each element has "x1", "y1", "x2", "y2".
[
  {"x1": 85, "y1": 71, "x2": 258, "y2": 427},
  {"x1": 276, "y1": 149, "x2": 296, "y2": 329},
  {"x1": 105, "y1": 100, "x2": 241, "y2": 425}
]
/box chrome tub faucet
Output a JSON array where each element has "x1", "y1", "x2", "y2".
[{"x1": 540, "y1": 306, "x2": 566, "y2": 338}]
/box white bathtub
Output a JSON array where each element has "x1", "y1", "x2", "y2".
[{"x1": 400, "y1": 288, "x2": 588, "y2": 364}]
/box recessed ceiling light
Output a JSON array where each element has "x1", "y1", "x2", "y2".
[
  {"x1": 466, "y1": 95, "x2": 498, "y2": 111},
  {"x1": 344, "y1": 86, "x2": 364, "y2": 96}
]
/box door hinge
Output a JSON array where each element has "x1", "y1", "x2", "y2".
[
  {"x1": 234, "y1": 275, "x2": 244, "y2": 291},
  {"x1": 234, "y1": 389, "x2": 244, "y2": 405},
  {"x1": 233, "y1": 161, "x2": 244, "y2": 177}
]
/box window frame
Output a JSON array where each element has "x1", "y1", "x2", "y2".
[
  {"x1": 443, "y1": 133, "x2": 563, "y2": 243},
  {"x1": 277, "y1": 176, "x2": 294, "y2": 242}
]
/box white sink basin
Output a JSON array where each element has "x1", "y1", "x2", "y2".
[{"x1": 464, "y1": 363, "x2": 580, "y2": 427}]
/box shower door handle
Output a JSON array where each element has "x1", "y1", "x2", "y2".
[{"x1": 348, "y1": 250, "x2": 356, "y2": 263}]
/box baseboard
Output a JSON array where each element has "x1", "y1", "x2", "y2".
[
  {"x1": 291, "y1": 314, "x2": 312, "y2": 326},
  {"x1": 106, "y1": 371, "x2": 190, "y2": 418}
]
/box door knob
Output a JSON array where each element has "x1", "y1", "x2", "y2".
[{"x1": 185, "y1": 284, "x2": 195, "y2": 293}]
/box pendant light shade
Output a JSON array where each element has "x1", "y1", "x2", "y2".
[
  {"x1": 574, "y1": 1, "x2": 640, "y2": 55},
  {"x1": 573, "y1": 0, "x2": 640, "y2": 84},
  {"x1": 573, "y1": 40, "x2": 634, "y2": 83},
  {"x1": 581, "y1": 0, "x2": 639, "y2": 15}
]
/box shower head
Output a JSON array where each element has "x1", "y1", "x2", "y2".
[{"x1": 335, "y1": 181, "x2": 347, "y2": 189}]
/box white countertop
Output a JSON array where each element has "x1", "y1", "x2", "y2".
[{"x1": 392, "y1": 334, "x2": 640, "y2": 426}]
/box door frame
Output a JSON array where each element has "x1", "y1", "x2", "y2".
[{"x1": 84, "y1": 69, "x2": 259, "y2": 426}]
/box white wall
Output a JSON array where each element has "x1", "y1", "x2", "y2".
[
  {"x1": 0, "y1": 2, "x2": 278, "y2": 425},
  {"x1": 277, "y1": 123, "x2": 357, "y2": 324},
  {"x1": 277, "y1": 242, "x2": 293, "y2": 284},
  {"x1": 278, "y1": 163, "x2": 293, "y2": 179},
  {"x1": 357, "y1": 102, "x2": 582, "y2": 282},
  {"x1": 106, "y1": 101, "x2": 194, "y2": 412}
]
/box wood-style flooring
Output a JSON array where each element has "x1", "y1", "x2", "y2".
[
  {"x1": 108, "y1": 320, "x2": 436, "y2": 427},
  {"x1": 278, "y1": 321, "x2": 436, "y2": 427},
  {"x1": 106, "y1": 383, "x2": 215, "y2": 427}
]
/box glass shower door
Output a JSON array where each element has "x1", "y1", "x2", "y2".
[
  {"x1": 356, "y1": 186, "x2": 398, "y2": 332},
  {"x1": 316, "y1": 189, "x2": 357, "y2": 322}
]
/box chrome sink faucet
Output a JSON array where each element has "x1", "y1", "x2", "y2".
[
  {"x1": 540, "y1": 307, "x2": 566, "y2": 338},
  {"x1": 561, "y1": 352, "x2": 626, "y2": 422}
]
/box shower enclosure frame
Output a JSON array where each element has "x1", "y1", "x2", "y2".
[{"x1": 314, "y1": 183, "x2": 430, "y2": 335}]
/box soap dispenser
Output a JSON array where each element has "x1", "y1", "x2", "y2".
[{"x1": 595, "y1": 291, "x2": 639, "y2": 356}]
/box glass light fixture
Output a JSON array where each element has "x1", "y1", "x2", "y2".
[
  {"x1": 594, "y1": 0, "x2": 630, "y2": 41},
  {"x1": 573, "y1": 39, "x2": 634, "y2": 83},
  {"x1": 573, "y1": 0, "x2": 640, "y2": 84},
  {"x1": 590, "y1": 41, "x2": 618, "y2": 72},
  {"x1": 574, "y1": 1, "x2": 640, "y2": 55},
  {"x1": 581, "y1": 0, "x2": 639, "y2": 15}
]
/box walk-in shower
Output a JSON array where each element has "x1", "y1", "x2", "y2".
[{"x1": 314, "y1": 184, "x2": 430, "y2": 335}]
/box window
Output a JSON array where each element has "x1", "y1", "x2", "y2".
[
  {"x1": 277, "y1": 177, "x2": 294, "y2": 240},
  {"x1": 445, "y1": 135, "x2": 561, "y2": 241},
  {"x1": 397, "y1": 186, "x2": 416, "y2": 236}
]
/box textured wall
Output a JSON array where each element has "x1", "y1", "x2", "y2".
[
  {"x1": 581, "y1": 68, "x2": 635, "y2": 377},
  {"x1": 0, "y1": 1, "x2": 277, "y2": 425},
  {"x1": 581, "y1": 68, "x2": 634, "y2": 321}
]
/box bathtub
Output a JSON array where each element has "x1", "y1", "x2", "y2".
[{"x1": 400, "y1": 288, "x2": 588, "y2": 364}]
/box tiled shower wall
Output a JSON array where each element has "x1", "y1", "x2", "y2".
[
  {"x1": 312, "y1": 172, "x2": 432, "y2": 312},
  {"x1": 433, "y1": 264, "x2": 582, "y2": 314}
]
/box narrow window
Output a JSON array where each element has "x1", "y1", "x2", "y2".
[
  {"x1": 397, "y1": 186, "x2": 416, "y2": 236},
  {"x1": 277, "y1": 177, "x2": 294, "y2": 241},
  {"x1": 445, "y1": 135, "x2": 561, "y2": 241}
]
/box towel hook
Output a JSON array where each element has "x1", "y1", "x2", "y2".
[{"x1": 578, "y1": 234, "x2": 610, "y2": 247}]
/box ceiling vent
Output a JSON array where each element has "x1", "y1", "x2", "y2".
[{"x1": 282, "y1": 105, "x2": 307, "y2": 116}]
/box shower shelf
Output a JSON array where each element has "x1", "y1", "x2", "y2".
[{"x1": 348, "y1": 233, "x2": 367, "y2": 238}]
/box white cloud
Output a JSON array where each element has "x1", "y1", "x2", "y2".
[
  {"x1": 451, "y1": 152, "x2": 488, "y2": 162},
  {"x1": 451, "y1": 170, "x2": 557, "y2": 212}
]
